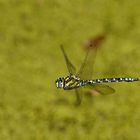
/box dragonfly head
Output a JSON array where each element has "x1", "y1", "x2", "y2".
[{"x1": 55, "y1": 77, "x2": 65, "y2": 88}]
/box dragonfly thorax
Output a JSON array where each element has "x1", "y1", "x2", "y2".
[
  {"x1": 55, "y1": 75, "x2": 81, "y2": 90},
  {"x1": 55, "y1": 77, "x2": 65, "y2": 88},
  {"x1": 69, "y1": 74, "x2": 80, "y2": 81}
]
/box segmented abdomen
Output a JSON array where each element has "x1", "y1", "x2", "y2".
[{"x1": 81, "y1": 77, "x2": 139, "y2": 85}]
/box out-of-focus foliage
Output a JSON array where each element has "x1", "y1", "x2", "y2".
[{"x1": 0, "y1": 0, "x2": 140, "y2": 139}]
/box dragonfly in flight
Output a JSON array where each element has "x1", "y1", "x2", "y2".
[{"x1": 55, "y1": 44, "x2": 139, "y2": 104}]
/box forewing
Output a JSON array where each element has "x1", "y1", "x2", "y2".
[
  {"x1": 77, "y1": 49, "x2": 97, "y2": 79},
  {"x1": 88, "y1": 84, "x2": 115, "y2": 95},
  {"x1": 60, "y1": 45, "x2": 76, "y2": 74},
  {"x1": 77, "y1": 35, "x2": 106, "y2": 79}
]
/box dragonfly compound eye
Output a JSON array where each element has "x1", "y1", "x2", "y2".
[{"x1": 55, "y1": 78, "x2": 64, "y2": 88}]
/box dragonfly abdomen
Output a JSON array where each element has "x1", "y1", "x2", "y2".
[{"x1": 82, "y1": 77, "x2": 139, "y2": 85}]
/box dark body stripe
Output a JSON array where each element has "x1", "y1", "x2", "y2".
[{"x1": 64, "y1": 76, "x2": 81, "y2": 90}]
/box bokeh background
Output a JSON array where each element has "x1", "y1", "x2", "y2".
[{"x1": 0, "y1": 0, "x2": 140, "y2": 139}]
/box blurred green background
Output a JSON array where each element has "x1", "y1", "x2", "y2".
[{"x1": 0, "y1": 0, "x2": 140, "y2": 139}]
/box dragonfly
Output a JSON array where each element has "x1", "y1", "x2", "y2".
[{"x1": 55, "y1": 45, "x2": 139, "y2": 104}]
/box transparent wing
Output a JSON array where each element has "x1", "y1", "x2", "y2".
[
  {"x1": 75, "y1": 37, "x2": 102, "y2": 103},
  {"x1": 88, "y1": 84, "x2": 115, "y2": 95},
  {"x1": 77, "y1": 36, "x2": 114, "y2": 96},
  {"x1": 77, "y1": 48, "x2": 97, "y2": 79},
  {"x1": 60, "y1": 45, "x2": 81, "y2": 104},
  {"x1": 75, "y1": 48, "x2": 97, "y2": 104},
  {"x1": 77, "y1": 35, "x2": 105, "y2": 79},
  {"x1": 75, "y1": 89, "x2": 82, "y2": 105},
  {"x1": 60, "y1": 45, "x2": 76, "y2": 74}
]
